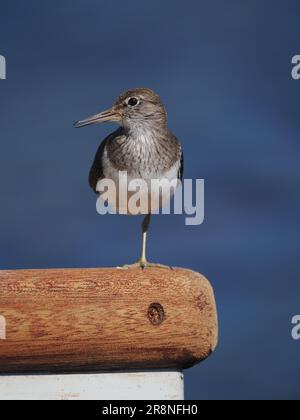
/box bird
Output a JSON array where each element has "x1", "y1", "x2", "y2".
[{"x1": 75, "y1": 88, "x2": 183, "y2": 269}]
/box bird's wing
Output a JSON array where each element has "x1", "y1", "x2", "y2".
[
  {"x1": 178, "y1": 149, "x2": 184, "y2": 181},
  {"x1": 168, "y1": 132, "x2": 183, "y2": 181},
  {"x1": 89, "y1": 128, "x2": 122, "y2": 193}
]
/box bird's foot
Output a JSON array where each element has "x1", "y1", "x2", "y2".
[{"x1": 119, "y1": 260, "x2": 173, "y2": 270}]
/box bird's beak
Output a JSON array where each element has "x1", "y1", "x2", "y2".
[{"x1": 74, "y1": 107, "x2": 121, "y2": 128}]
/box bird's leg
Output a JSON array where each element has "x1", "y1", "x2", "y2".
[
  {"x1": 121, "y1": 215, "x2": 172, "y2": 270},
  {"x1": 139, "y1": 213, "x2": 151, "y2": 266}
]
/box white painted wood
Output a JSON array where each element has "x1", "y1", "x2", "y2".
[{"x1": 0, "y1": 371, "x2": 184, "y2": 400}]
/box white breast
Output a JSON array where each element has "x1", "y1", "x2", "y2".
[{"x1": 98, "y1": 137, "x2": 181, "y2": 215}]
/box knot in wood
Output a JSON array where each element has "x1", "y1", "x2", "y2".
[{"x1": 147, "y1": 303, "x2": 165, "y2": 326}]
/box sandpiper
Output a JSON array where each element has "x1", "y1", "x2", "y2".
[{"x1": 75, "y1": 88, "x2": 183, "y2": 269}]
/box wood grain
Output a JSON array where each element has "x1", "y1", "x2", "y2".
[{"x1": 0, "y1": 267, "x2": 218, "y2": 374}]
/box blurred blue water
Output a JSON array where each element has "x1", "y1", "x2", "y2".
[{"x1": 0, "y1": 0, "x2": 299, "y2": 400}]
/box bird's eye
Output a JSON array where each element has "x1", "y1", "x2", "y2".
[{"x1": 126, "y1": 97, "x2": 139, "y2": 107}]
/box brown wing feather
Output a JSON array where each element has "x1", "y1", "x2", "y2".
[
  {"x1": 89, "y1": 128, "x2": 125, "y2": 193},
  {"x1": 179, "y1": 150, "x2": 184, "y2": 181},
  {"x1": 89, "y1": 138, "x2": 107, "y2": 193}
]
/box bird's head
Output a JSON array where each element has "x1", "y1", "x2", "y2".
[{"x1": 74, "y1": 88, "x2": 167, "y2": 130}]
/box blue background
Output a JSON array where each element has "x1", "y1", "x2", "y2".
[{"x1": 0, "y1": 0, "x2": 299, "y2": 400}]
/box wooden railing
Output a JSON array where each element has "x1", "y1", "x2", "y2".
[{"x1": 0, "y1": 267, "x2": 218, "y2": 399}]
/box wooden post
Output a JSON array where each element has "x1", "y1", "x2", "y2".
[{"x1": 0, "y1": 267, "x2": 218, "y2": 399}]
